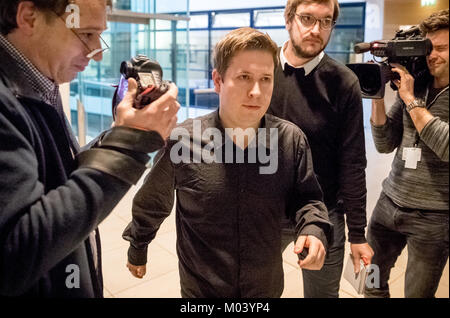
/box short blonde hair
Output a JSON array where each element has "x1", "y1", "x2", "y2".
[{"x1": 213, "y1": 27, "x2": 279, "y2": 78}]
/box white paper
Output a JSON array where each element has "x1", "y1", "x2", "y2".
[{"x1": 343, "y1": 254, "x2": 368, "y2": 294}]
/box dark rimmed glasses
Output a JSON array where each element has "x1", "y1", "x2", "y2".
[
  {"x1": 295, "y1": 13, "x2": 336, "y2": 30},
  {"x1": 53, "y1": 11, "x2": 110, "y2": 59}
]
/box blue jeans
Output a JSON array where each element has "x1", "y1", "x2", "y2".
[
  {"x1": 364, "y1": 191, "x2": 449, "y2": 298},
  {"x1": 281, "y1": 208, "x2": 346, "y2": 298}
]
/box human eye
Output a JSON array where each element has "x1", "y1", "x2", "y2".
[
  {"x1": 238, "y1": 74, "x2": 251, "y2": 81},
  {"x1": 79, "y1": 32, "x2": 96, "y2": 41},
  {"x1": 435, "y1": 45, "x2": 448, "y2": 52},
  {"x1": 321, "y1": 18, "x2": 333, "y2": 28},
  {"x1": 300, "y1": 14, "x2": 314, "y2": 25}
]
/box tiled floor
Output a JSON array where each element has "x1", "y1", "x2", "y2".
[{"x1": 99, "y1": 128, "x2": 449, "y2": 298}]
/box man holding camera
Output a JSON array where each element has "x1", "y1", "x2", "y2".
[
  {"x1": 268, "y1": 0, "x2": 373, "y2": 298},
  {"x1": 366, "y1": 9, "x2": 448, "y2": 298},
  {"x1": 0, "y1": 0, "x2": 179, "y2": 297}
]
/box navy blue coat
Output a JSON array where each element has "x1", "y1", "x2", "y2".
[{"x1": 0, "y1": 46, "x2": 133, "y2": 297}]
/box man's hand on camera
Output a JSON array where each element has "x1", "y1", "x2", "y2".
[
  {"x1": 115, "y1": 78, "x2": 180, "y2": 140},
  {"x1": 391, "y1": 63, "x2": 416, "y2": 106}
]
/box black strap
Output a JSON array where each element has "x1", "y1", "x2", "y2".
[{"x1": 77, "y1": 148, "x2": 146, "y2": 185}]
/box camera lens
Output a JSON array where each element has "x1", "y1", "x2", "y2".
[{"x1": 120, "y1": 61, "x2": 134, "y2": 78}]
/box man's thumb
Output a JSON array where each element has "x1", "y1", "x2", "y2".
[
  {"x1": 124, "y1": 78, "x2": 138, "y2": 102},
  {"x1": 294, "y1": 236, "x2": 306, "y2": 254}
]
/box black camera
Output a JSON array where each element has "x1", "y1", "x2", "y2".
[
  {"x1": 347, "y1": 26, "x2": 432, "y2": 99},
  {"x1": 112, "y1": 55, "x2": 170, "y2": 119}
]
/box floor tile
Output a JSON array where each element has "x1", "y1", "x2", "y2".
[
  {"x1": 98, "y1": 213, "x2": 129, "y2": 253},
  {"x1": 115, "y1": 270, "x2": 182, "y2": 298},
  {"x1": 153, "y1": 230, "x2": 177, "y2": 256},
  {"x1": 102, "y1": 243, "x2": 178, "y2": 295}
]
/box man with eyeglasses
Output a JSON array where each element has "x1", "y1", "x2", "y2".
[
  {"x1": 268, "y1": 0, "x2": 374, "y2": 298},
  {"x1": 0, "y1": 0, "x2": 179, "y2": 297}
]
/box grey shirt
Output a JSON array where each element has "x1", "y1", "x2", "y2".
[{"x1": 371, "y1": 83, "x2": 449, "y2": 211}]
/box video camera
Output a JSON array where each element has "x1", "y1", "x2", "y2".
[
  {"x1": 112, "y1": 54, "x2": 170, "y2": 119},
  {"x1": 347, "y1": 26, "x2": 432, "y2": 99}
]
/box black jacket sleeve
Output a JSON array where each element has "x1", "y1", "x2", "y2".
[
  {"x1": 122, "y1": 147, "x2": 176, "y2": 266},
  {"x1": 337, "y1": 79, "x2": 368, "y2": 244},
  {"x1": 292, "y1": 131, "x2": 333, "y2": 251},
  {"x1": 0, "y1": 95, "x2": 164, "y2": 295}
]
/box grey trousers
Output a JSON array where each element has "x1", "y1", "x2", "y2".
[{"x1": 364, "y1": 191, "x2": 449, "y2": 298}]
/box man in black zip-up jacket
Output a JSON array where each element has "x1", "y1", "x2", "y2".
[{"x1": 0, "y1": 0, "x2": 179, "y2": 297}]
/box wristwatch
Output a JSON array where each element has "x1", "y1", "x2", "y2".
[{"x1": 406, "y1": 98, "x2": 426, "y2": 113}]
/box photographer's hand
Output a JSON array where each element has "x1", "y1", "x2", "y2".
[
  {"x1": 115, "y1": 78, "x2": 180, "y2": 139},
  {"x1": 391, "y1": 63, "x2": 435, "y2": 133},
  {"x1": 391, "y1": 63, "x2": 416, "y2": 105}
]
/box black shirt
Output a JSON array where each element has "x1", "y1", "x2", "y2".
[
  {"x1": 123, "y1": 110, "x2": 332, "y2": 297},
  {"x1": 268, "y1": 52, "x2": 368, "y2": 243}
]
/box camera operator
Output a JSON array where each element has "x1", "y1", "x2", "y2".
[
  {"x1": 0, "y1": 0, "x2": 179, "y2": 297},
  {"x1": 366, "y1": 9, "x2": 448, "y2": 298}
]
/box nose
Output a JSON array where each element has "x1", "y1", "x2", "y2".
[
  {"x1": 429, "y1": 47, "x2": 438, "y2": 59},
  {"x1": 310, "y1": 21, "x2": 321, "y2": 35},
  {"x1": 92, "y1": 51, "x2": 103, "y2": 62},
  {"x1": 248, "y1": 81, "x2": 261, "y2": 98}
]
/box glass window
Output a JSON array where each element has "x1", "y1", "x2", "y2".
[
  {"x1": 336, "y1": 5, "x2": 365, "y2": 25},
  {"x1": 70, "y1": 14, "x2": 189, "y2": 140},
  {"x1": 212, "y1": 12, "x2": 250, "y2": 28},
  {"x1": 326, "y1": 27, "x2": 365, "y2": 64},
  {"x1": 188, "y1": 30, "x2": 210, "y2": 89},
  {"x1": 254, "y1": 9, "x2": 285, "y2": 28},
  {"x1": 190, "y1": 14, "x2": 209, "y2": 29},
  {"x1": 259, "y1": 28, "x2": 289, "y2": 47},
  {"x1": 155, "y1": 19, "x2": 172, "y2": 30}
]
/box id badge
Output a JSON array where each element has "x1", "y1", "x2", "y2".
[{"x1": 402, "y1": 147, "x2": 422, "y2": 169}]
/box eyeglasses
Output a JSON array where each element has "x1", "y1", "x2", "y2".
[
  {"x1": 295, "y1": 14, "x2": 336, "y2": 30},
  {"x1": 53, "y1": 12, "x2": 110, "y2": 59}
]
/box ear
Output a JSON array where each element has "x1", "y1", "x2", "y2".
[
  {"x1": 212, "y1": 69, "x2": 222, "y2": 94},
  {"x1": 15, "y1": 1, "x2": 39, "y2": 36},
  {"x1": 285, "y1": 19, "x2": 292, "y2": 33}
]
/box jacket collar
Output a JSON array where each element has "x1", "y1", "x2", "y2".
[
  {"x1": 204, "y1": 109, "x2": 276, "y2": 151},
  {"x1": 280, "y1": 41, "x2": 325, "y2": 76},
  {"x1": 0, "y1": 44, "x2": 46, "y2": 102}
]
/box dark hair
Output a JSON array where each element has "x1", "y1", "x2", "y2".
[
  {"x1": 0, "y1": 0, "x2": 113, "y2": 35},
  {"x1": 419, "y1": 9, "x2": 449, "y2": 35},
  {"x1": 213, "y1": 27, "x2": 279, "y2": 78},
  {"x1": 284, "y1": 0, "x2": 340, "y2": 24}
]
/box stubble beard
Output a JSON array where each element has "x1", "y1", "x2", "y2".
[{"x1": 289, "y1": 29, "x2": 330, "y2": 59}]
